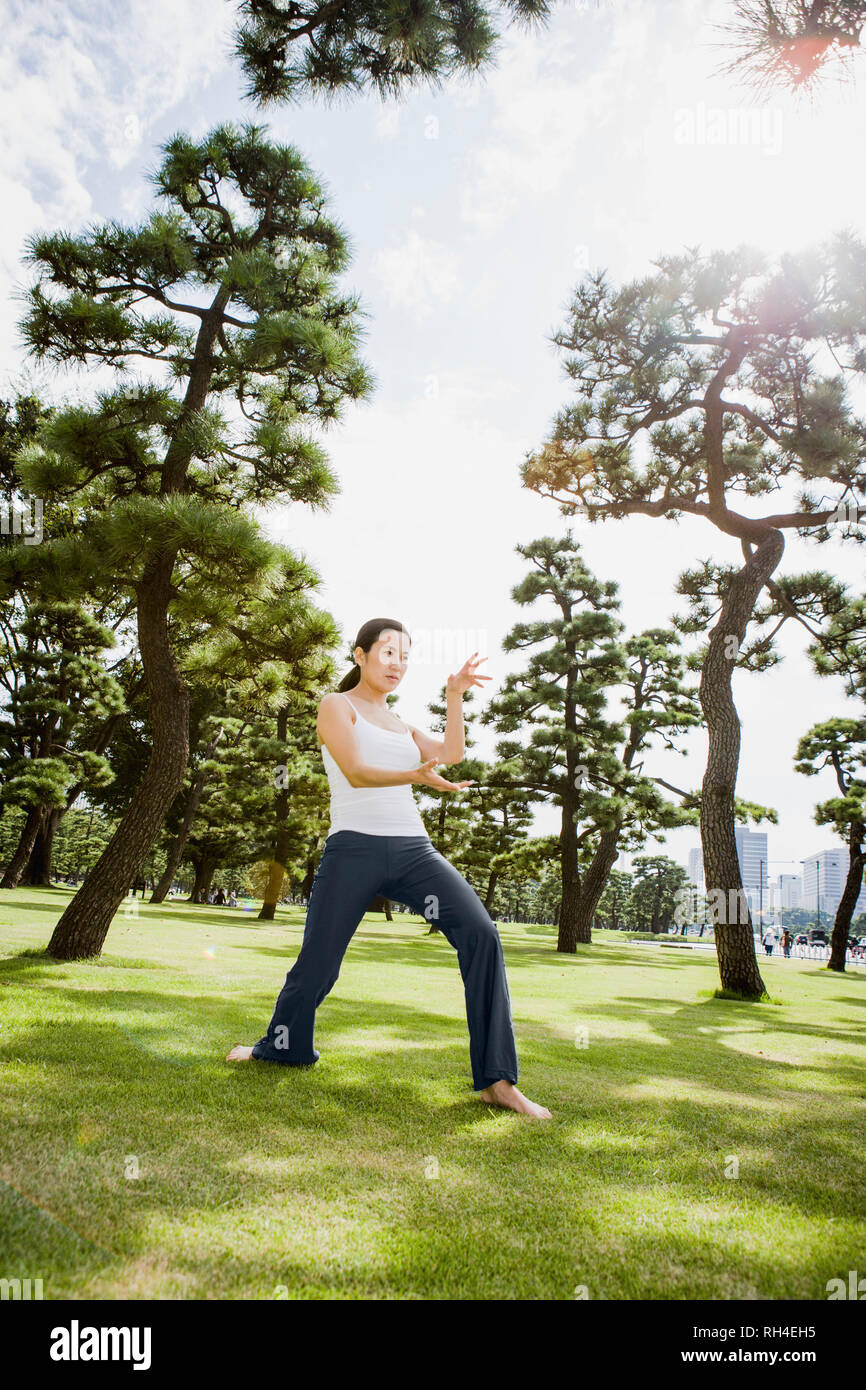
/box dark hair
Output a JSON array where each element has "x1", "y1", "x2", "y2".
[{"x1": 336, "y1": 618, "x2": 411, "y2": 691}]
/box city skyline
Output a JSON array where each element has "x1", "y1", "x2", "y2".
[{"x1": 682, "y1": 833, "x2": 866, "y2": 921}]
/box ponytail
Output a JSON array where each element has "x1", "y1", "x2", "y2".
[{"x1": 336, "y1": 652, "x2": 362, "y2": 691}]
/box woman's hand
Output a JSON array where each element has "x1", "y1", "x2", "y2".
[
  {"x1": 411, "y1": 759, "x2": 474, "y2": 792},
  {"x1": 446, "y1": 651, "x2": 491, "y2": 698}
]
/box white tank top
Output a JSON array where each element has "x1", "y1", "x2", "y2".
[{"x1": 320, "y1": 692, "x2": 430, "y2": 838}]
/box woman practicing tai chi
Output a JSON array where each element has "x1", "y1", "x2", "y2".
[{"x1": 227, "y1": 618, "x2": 552, "y2": 1120}]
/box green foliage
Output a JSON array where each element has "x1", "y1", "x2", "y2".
[
  {"x1": 523, "y1": 237, "x2": 866, "y2": 541},
  {"x1": 675, "y1": 561, "x2": 844, "y2": 675},
  {"x1": 717, "y1": 1, "x2": 866, "y2": 93},
  {"x1": 808, "y1": 595, "x2": 866, "y2": 700},
  {"x1": 16, "y1": 123, "x2": 374, "y2": 614},
  {"x1": 0, "y1": 600, "x2": 126, "y2": 816},
  {"x1": 482, "y1": 531, "x2": 700, "y2": 851},
  {"x1": 630, "y1": 854, "x2": 692, "y2": 933},
  {"x1": 233, "y1": 0, "x2": 554, "y2": 105},
  {"x1": 596, "y1": 868, "x2": 635, "y2": 928},
  {"x1": 0, "y1": 395, "x2": 54, "y2": 494},
  {"x1": 795, "y1": 717, "x2": 866, "y2": 815}
]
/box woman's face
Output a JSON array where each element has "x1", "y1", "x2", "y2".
[{"x1": 356, "y1": 629, "x2": 411, "y2": 692}]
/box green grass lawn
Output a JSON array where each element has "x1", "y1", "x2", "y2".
[{"x1": 1, "y1": 887, "x2": 864, "y2": 1300}]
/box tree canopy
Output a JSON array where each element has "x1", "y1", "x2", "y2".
[{"x1": 234, "y1": 0, "x2": 555, "y2": 105}]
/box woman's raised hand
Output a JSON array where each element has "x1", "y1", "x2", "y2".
[
  {"x1": 411, "y1": 759, "x2": 474, "y2": 792},
  {"x1": 445, "y1": 651, "x2": 491, "y2": 697}
]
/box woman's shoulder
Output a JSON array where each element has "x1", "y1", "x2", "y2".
[
  {"x1": 317, "y1": 692, "x2": 349, "y2": 749},
  {"x1": 317, "y1": 692, "x2": 354, "y2": 732},
  {"x1": 319, "y1": 690, "x2": 351, "y2": 713}
]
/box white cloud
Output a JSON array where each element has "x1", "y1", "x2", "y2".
[
  {"x1": 368, "y1": 229, "x2": 462, "y2": 320},
  {"x1": 374, "y1": 101, "x2": 402, "y2": 140},
  {"x1": 0, "y1": 0, "x2": 233, "y2": 382},
  {"x1": 455, "y1": 0, "x2": 694, "y2": 238}
]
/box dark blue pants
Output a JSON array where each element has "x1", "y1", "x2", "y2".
[{"x1": 251, "y1": 830, "x2": 519, "y2": 1091}]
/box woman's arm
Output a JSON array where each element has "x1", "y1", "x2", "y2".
[
  {"x1": 318, "y1": 695, "x2": 416, "y2": 787},
  {"x1": 317, "y1": 694, "x2": 474, "y2": 793},
  {"x1": 409, "y1": 688, "x2": 465, "y2": 765},
  {"x1": 409, "y1": 651, "x2": 491, "y2": 764}
]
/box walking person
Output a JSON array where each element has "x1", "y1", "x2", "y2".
[{"x1": 227, "y1": 619, "x2": 551, "y2": 1120}]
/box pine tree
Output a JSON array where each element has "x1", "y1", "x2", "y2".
[
  {"x1": 595, "y1": 868, "x2": 633, "y2": 932},
  {"x1": 233, "y1": 0, "x2": 555, "y2": 104},
  {"x1": 0, "y1": 601, "x2": 125, "y2": 887},
  {"x1": 481, "y1": 533, "x2": 696, "y2": 951},
  {"x1": 1, "y1": 392, "x2": 146, "y2": 888},
  {"x1": 523, "y1": 237, "x2": 866, "y2": 994},
  {"x1": 481, "y1": 533, "x2": 625, "y2": 950},
  {"x1": 794, "y1": 581, "x2": 866, "y2": 975},
  {"x1": 717, "y1": 1, "x2": 866, "y2": 92},
  {"x1": 631, "y1": 855, "x2": 692, "y2": 934},
  {"x1": 154, "y1": 538, "x2": 338, "y2": 916},
  {"x1": 461, "y1": 788, "x2": 535, "y2": 916},
  {"x1": 794, "y1": 718, "x2": 865, "y2": 970},
  {"x1": 566, "y1": 624, "x2": 703, "y2": 945},
  {"x1": 18, "y1": 122, "x2": 373, "y2": 958}
]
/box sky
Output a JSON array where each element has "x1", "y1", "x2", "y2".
[{"x1": 2, "y1": 0, "x2": 865, "y2": 882}]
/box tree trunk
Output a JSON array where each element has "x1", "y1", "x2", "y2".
[
  {"x1": 43, "y1": 290, "x2": 228, "y2": 959},
  {"x1": 188, "y1": 854, "x2": 217, "y2": 904},
  {"x1": 259, "y1": 708, "x2": 290, "y2": 921},
  {"x1": 484, "y1": 868, "x2": 498, "y2": 913},
  {"x1": 557, "y1": 798, "x2": 583, "y2": 950},
  {"x1": 369, "y1": 895, "x2": 393, "y2": 921},
  {"x1": 301, "y1": 847, "x2": 318, "y2": 901},
  {"x1": 700, "y1": 529, "x2": 782, "y2": 996},
  {"x1": 151, "y1": 726, "x2": 225, "y2": 903},
  {"x1": 46, "y1": 554, "x2": 191, "y2": 958},
  {"x1": 1, "y1": 806, "x2": 47, "y2": 888},
  {"x1": 21, "y1": 807, "x2": 62, "y2": 886},
  {"x1": 259, "y1": 841, "x2": 290, "y2": 921},
  {"x1": 569, "y1": 827, "x2": 620, "y2": 943},
  {"x1": 651, "y1": 881, "x2": 662, "y2": 933},
  {"x1": 24, "y1": 705, "x2": 131, "y2": 888},
  {"x1": 828, "y1": 826, "x2": 864, "y2": 972},
  {"x1": 558, "y1": 892, "x2": 580, "y2": 951}
]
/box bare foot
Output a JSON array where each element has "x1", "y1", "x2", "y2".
[
  {"x1": 226, "y1": 1044, "x2": 255, "y2": 1061},
  {"x1": 479, "y1": 1080, "x2": 552, "y2": 1119}
]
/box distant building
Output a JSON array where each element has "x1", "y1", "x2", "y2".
[
  {"x1": 778, "y1": 873, "x2": 802, "y2": 910},
  {"x1": 802, "y1": 850, "x2": 866, "y2": 919},
  {"x1": 687, "y1": 846, "x2": 704, "y2": 891},
  {"x1": 734, "y1": 827, "x2": 768, "y2": 918}
]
